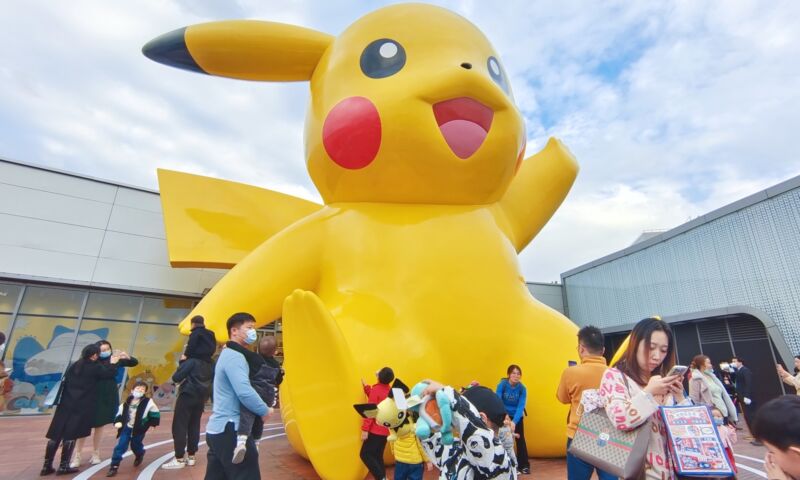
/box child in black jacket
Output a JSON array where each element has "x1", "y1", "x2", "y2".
[
  {"x1": 106, "y1": 382, "x2": 160, "y2": 477},
  {"x1": 231, "y1": 336, "x2": 281, "y2": 464}
]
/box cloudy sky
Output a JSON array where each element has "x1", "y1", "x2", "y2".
[{"x1": 1, "y1": 1, "x2": 799, "y2": 281}]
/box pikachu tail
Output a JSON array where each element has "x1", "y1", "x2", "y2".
[{"x1": 280, "y1": 290, "x2": 367, "y2": 480}]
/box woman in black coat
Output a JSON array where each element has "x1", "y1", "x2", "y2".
[
  {"x1": 41, "y1": 344, "x2": 119, "y2": 475},
  {"x1": 72, "y1": 340, "x2": 138, "y2": 467}
]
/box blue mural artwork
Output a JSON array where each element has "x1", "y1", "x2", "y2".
[{"x1": 5, "y1": 325, "x2": 109, "y2": 413}]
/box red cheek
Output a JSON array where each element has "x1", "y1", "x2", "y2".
[{"x1": 322, "y1": 96, "x2": 381, "y2": 170}]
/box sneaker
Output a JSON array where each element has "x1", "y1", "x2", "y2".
[
  {"x1": 161, "y1": 458, "x2": 186, "y2": 470},
  {"x1": 518, "y1": 467, "x2": 531, "y2": 475},
  {"x1": 106, "y1": 466, "x2": 118, "y2": 477},
  {"x1": 90, "y1": 452, "x2": 102, "y2": 465},
  {"x1": 69, "y1": 452, "x2": 81, "y2": 469},
  {"x1": 133, "y1": 451, "x2": 145, "y2": 467},
  {"x1": 232, "y1": 437, "x2": 247, "y2": 464},
  {"x1": 186, "y1": 456, "x2": 196, "y2": 466}
]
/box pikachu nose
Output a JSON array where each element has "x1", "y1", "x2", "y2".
[{"x1": 460, "y1": 62, "x2": 473, "y2": 70}]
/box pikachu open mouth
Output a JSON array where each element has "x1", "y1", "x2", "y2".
[{"x1": 433, "y1": 97, "x2": 494, "y2": 159}]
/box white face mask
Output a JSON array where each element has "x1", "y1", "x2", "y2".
[{"x1": 132, "y1": 391, "x2": 145, "y2": 399}]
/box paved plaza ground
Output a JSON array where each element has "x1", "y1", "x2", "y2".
[{"x1": 0, "y1": 411, "x2": 771, "y2": 479}]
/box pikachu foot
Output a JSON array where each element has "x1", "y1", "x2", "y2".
[{"x1": 281, "y1": 290, "x2": 367, "y2": 480}]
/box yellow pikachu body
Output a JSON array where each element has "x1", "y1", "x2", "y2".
[{"x1": 145, "y1": 4, "x2": 579, "y2": 478}]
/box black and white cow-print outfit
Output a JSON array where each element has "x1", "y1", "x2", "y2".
[{"x1": 420, "y1": 387, "x2": 518, "y2": 479}]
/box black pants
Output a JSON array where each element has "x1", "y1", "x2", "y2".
[
  {"x1": 205, "y1": 422, "x2": 260, "y2": 480},
  {"x1": 238, "y1": 407, "x2": 264, "y2": 439},
  {"x1": 738, "y1": 395, "x2": 757, "y2": 433},
  {"x1": 359, "y1": 432, "x2": 387, "y2": 479},
  {"x1": 515, "y1": 417, "x2": 530, "y2": 470},
  {"x1": 172, "y1": 394, "x2": 205, "y2": 458}
]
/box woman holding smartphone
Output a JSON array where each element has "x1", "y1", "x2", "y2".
[
  {"x1": 71, "y1": 340, "x2": 138, "y2": 467},
  {"x1": 599, "y1": 317, "x2": 691, "y2": 479}
]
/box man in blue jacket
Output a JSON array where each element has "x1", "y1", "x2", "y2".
[{"x1": 204, "y1": 312, "x2": 268, "y2": 480}]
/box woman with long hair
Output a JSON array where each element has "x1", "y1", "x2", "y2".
[
  {"x1": 71, "y1": 340, "x2": 138, "y2": 467},
  {"x1": 41, "y1": 344, "x2": 119, "y2": 475},
  {"x1": 599, "y1": 317, "x2": 690, "y2": 479},
  {"x1": 496, "y1": 364, "x2": 529, "y2": 475},
  {"x1": 688, "y1": 354, "x2": 737, "y2": 424}
]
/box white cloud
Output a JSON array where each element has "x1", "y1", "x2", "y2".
[{"x1": 1, "y1": 0, "x2": 799, "y2": 282}]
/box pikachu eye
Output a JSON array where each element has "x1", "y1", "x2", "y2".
[
  {"x1": 487, "y1": 56, "x2": 509, "y2": 94},
  {"x1": 360, "y1": 39, "x2": 406, "y2": 79}
]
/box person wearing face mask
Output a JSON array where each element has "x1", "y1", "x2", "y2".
[
  {"x1": 599, "y1": 317, "x2": 691, "y2": 480},
  {"x1": 730, "y1": 356, "x2": 760, "y2": 445},
  {"x1": 204, "y1": 312, "x2": 268, "y2": 480},
  {"x1": 689, "y1": 354, "x2": 738, "y2": 425},
  {"x1": 41, "y1": 344, "x2": 119, "y2": 476},
  {"x1": 72, "y1": 340, "x2": 138, "y2": 468},
  {"x1": 106, "y1": 381, "x2": 160, "y2": 477}
]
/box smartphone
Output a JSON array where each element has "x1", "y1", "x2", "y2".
[{"x1": 667, "y1": 365, "x2": 688, "y2": 377}]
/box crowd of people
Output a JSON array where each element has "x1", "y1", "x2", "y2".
[{"x1": 16, "y1": 311, "x2": 799, "y2": 479}]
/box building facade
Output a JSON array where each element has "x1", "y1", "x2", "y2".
[
  {"x1": 0, "y1": 158, "x2": 229, "y2": 415},
  {"x1": 561, "y1": 174, "x2": 800, "y2": 404}
]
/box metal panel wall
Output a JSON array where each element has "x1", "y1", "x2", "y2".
[
  {"x1": 563, "y1": 188, "x2": 800, "y2": 355},
  {"x1": 0, "y1": 159, "x2": 225, "y2": 296}
]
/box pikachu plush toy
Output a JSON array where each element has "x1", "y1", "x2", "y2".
[{"x1": 144, "y1": 4, "x2": 579, "y2": 478}]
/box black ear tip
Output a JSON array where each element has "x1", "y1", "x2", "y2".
[{"x1": 142, "y1": 27, "x2": 205, "y2": 74}]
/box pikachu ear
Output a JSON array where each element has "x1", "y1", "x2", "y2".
[
  {"x1": 143, "y1": 20, "x2": 334, "y2": 82},
  {"x1": 353, "y1": 403, "x2": 379, "y2": 419}
]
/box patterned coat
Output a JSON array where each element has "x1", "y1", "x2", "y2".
[
  {"x1": 420, "y1": 387, "x2": 517, "y2": 479},
  {"x1": 599, "y1": 368, "x2": 691, "y2": 480}
]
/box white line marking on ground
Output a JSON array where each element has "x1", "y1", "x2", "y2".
[
  {"x1": 136, "y1": 433, "x2": 287, "y2": 480},
  {"x1": 71, "y1": 425, "x2": 285, "y2": 479},
  {"x1": 72, "y1": 437, "x2": 188, "y2": 480},
  {"x1": 735, "y1": 453, "x2": 766, "y2": 464},
  {"x1": 136, "y1": 441, "x2": 207, "y2": 480},
  {"x1": 736, "y1": 462, "x2": 767, "y2": 478}
]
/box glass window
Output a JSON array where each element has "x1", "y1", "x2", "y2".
[
  {"x1": 2, "y1": 316, "x2": 81, "y2": 415},
  {"x1": 19, "y1": 287, "x2": 85, "y2": 317},
  {"x1": 0, "y1": 314, "x2": 11, "y2": 363},
  {"x1": 77, "y1": 319, "x2": 138, "y2": 355},
  {"x1": 126, "y1": 323, "x2": 185, "y2": 411},
  {"x1": 139, "y1": 297, "x2": 193, "y2": 325},
  {"x1": 0, "y1": 283, "x2": 23, "y2": 313},
  {"x1": 83, "y1": 292, "x2": 141, "y2": 321}
]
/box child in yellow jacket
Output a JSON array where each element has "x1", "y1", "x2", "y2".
[{"x1": 390, "y1": 420, "x2": 433, "y2": 480}]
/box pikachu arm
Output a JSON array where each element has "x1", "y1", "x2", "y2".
[
  {"x1": 179, "y1": 212, "x2": 326, "y2": 341},
  {"x1": 494, "y1": 137, "x2": 579, "y2": 252}
]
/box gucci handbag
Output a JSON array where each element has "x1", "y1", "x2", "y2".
[{"x1": 568, "y1": 388, "x2": 651, "y2": 480}]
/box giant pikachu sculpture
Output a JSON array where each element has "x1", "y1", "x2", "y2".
[{"x1": 144, "y1": 4, "x2": 580, "y2": 478}]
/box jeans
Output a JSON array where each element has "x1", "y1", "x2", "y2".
[
  {"x1": 359, "y1": 432, "x2": 387, "y2": 479},
  {"x1": 205, "y1": 422, "x2": 260, "y2": 480},
  {"x1": 111, "y1": 426, "x2": 145, "y2": 466},
  {"x1": 566, "y1": 438, "x2": 617, "y2": 480},
  {"x1": 172, "y1": 393, "x2": 205, "y2": 458},
  {"x1": 394, "y1": 461, "x2": 423, "y2": 480}
]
